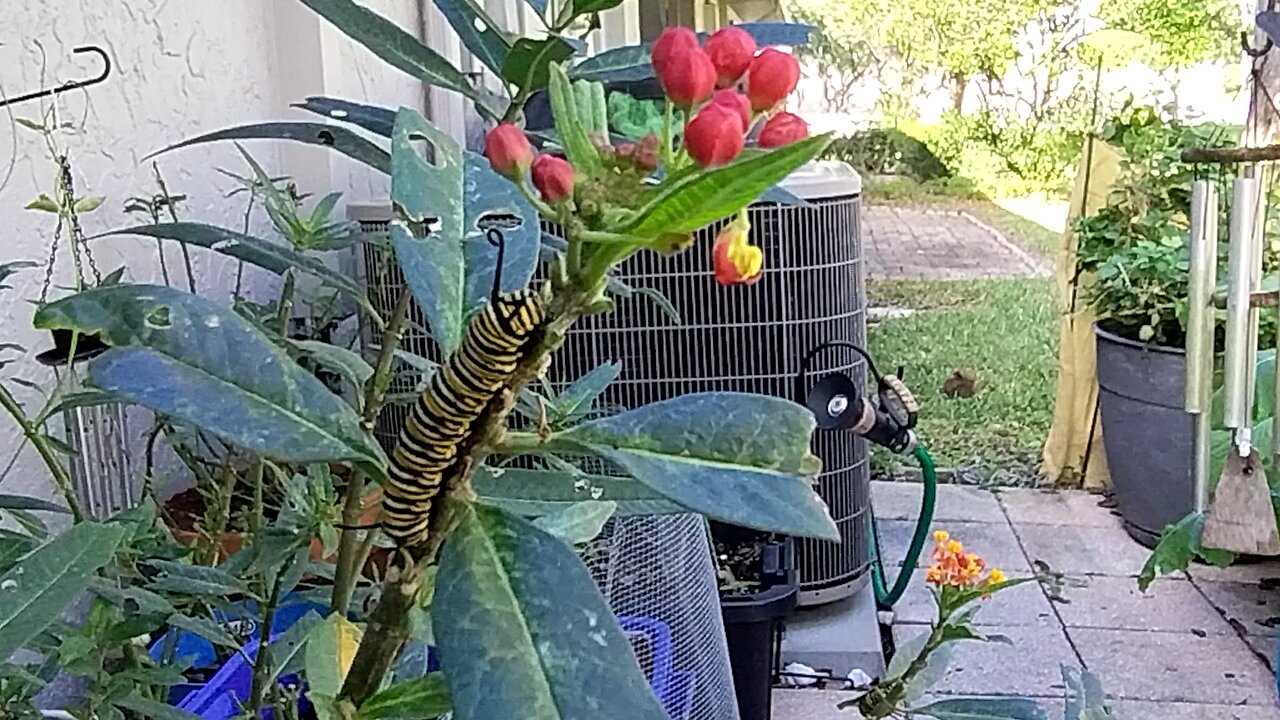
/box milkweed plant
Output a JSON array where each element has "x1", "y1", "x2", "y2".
[{"x1": 3, "y1": 1, "x2": 849, "y2": 718}]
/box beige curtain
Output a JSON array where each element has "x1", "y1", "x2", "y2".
[{"x1": 1041, "y1": 137, "x2": 1124, "y2": 490}]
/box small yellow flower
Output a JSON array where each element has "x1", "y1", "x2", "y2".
[
  {"x1": 933, "y1": 530, "x2": 949, "y2": 543},
  {"x1": 947, "y1": 540, "x2": 963, "y2": 555},
  {"x1": 987, "y1": 569, "x2": 1007, "y2": 585}
]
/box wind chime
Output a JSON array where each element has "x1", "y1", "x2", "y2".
[{"x1": 1185, "y1": 165, "x2": 1280, "y2": 554}]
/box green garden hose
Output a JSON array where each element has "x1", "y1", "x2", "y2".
[{"x1": 869, "y1": 445, "x2": 938, "y2": 607}]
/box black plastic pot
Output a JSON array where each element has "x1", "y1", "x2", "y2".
[
  {"x1": 720, "y1": 537, "x2": 799, "y2": 720},
  {"x1": 1094, "y1": 323, "x2": 1193, "y2": 547}
]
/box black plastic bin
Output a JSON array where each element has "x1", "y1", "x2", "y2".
[{"x1": 720, "y1": 537, "x2": 799, "y2": 720}]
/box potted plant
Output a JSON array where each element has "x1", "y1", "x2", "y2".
[
  {"x1": 715, "y1": 524, "x2": 798, "y2": 720},
  {"x1": 1074, "y1": 108, "x2": 1250, "y2": 547}
]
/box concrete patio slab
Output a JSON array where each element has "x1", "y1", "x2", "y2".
[
  {"x1": 1187, "y1": 559, "x2": 1280, "y2": 585},
  {"x1": 876, "y1": 518, "x2": 1030, "y2": 572},
  {"x1": 893, "y1": 624, "x2": 1079, "y2": 697},
  {"x1": 892, "y1": 569, "x2": 1056, "y2": 627},
  {"x1": 1070, "y1": 627, "x2": 1275, "y2": 705},
  {"x1": 1052, "y1": 576, "x2": 1232, "y2": 634},
  {"x1": 1194, "y1": 579, "x2": 1280, "y2": 637},
  {"x1": 995, "y1": 487, "x2": 1120, "y2": 528},
  {"x1": 772, "y1": 689, "x2": 854, "y2": 720},
  {"x1": 871, "y1": 481, "x2": 1006, "y2": 523},
  {"x1": 1013, "y1": 522, "x2": 1152, "y2": 577},
  {"x1": 1245, "y1": 634, "x2": 1276, "y2": 670},
  {"x1": 1110, "y1": 700, "x2": 1280, "y2": 720}
]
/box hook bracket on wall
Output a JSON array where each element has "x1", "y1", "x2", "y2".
[{"x1": 0, "y1": 45, "x2": 111, "y2": 109}]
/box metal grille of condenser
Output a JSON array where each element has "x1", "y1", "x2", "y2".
[
  {"x1": 49, "y1": 367, "x2": 136, "y2": 519},
  {"x1": 348, "y1": 161, "x2": 871, "y2": 607}
]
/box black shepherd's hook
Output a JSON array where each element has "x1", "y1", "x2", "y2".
[
  {"x1": 0, "y1": 46, "x2": 112, "y2": 109},
  {"x1": 486, "y1": 227, "x2": 506, "y2": 305}
]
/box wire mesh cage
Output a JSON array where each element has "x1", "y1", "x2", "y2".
[{"x1": 351, "y1": 162, "x2": 870, "y2": 612}]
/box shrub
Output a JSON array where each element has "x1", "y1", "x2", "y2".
[{"x1": 824, "y1": 128, "x2": 949, "y2": 181}]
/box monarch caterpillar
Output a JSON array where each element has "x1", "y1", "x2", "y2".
[{"x1": 380, "y1": 228, "x2": 547, "y2": 549}]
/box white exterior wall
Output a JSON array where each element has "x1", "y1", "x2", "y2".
[{"x1": 0, "y1": 0, "x2": 426, "y2": 503}]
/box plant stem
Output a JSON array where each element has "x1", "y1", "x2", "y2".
[
  {"x1": 662, "y1": 100, "x2": 674, "y2": 171},
  {"x1": 248, "y1": 459, "x2": 265, "y2": 540},
  {"x1": 332, "y1": 287, "x2": 412, "y2": 616},
  {"x1": 0, "y1": 384, "x2": 83, "y2": 522},
  {"x1": 248, "y1": 568, "x2": 286, "y2": 715},
  {"x1": 336, "y1": 277, "x2": 600, "y2": 708},
  {"x1": 153, "y1": 164, "x2": 197, "y2": 294},
  {"x1": 275, "y1": 270, "x2": 296, "y2": 337}
]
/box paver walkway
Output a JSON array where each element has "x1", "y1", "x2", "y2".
[
  {"x1": 864, "y1": 206, "x2": 1049, "y2": 280},
  {"x1": 774, "y1": 481, "x2": 1280, "y2": 720}
]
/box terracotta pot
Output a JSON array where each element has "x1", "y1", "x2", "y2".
[{"x1": 168, "y1": 487, "x2": 386, "y2": 569}]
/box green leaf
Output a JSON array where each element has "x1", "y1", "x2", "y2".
[
  {"x1": 547, "y1": 63, "x2": 600, "y2": 172},
  {"x1": 99, "y1": 223, "x2": 381, "y2": 324},
  {"x1": 0, "y1": 494, "x2": 69, "y2": 514},
  {"x1": 47, "y1": 388, "x2": 121, "y2": 415},
  {"x1": 291, "y1": 340, "x2": 375, "y2": 389},
  {"x1": 502, "y1": 37, "x2": 576, "y2": 99},
  {"x1": 1063, "y1": 665, "x2": 1113, "y2": 720},
  {"x1": 113, "y1": 695, "x2": 204, "y2": 720},
  {"x1": 435, "y1": 503, "x2": 668, "y2": 720},
  {"x1": 885, "y1": 629, "x2": 928, "y2": 681},
  {"x1": 74, "y1": 196, "x2": 106, "y2": 214},
  {"x1": 150, "y1": 123, "x2": 390, "y2": 174},
  {"x1": 268, "y1": 610, "x2": 325, "y2": 684},
  {"x1": 293, "y1": 96, "x2": 395, "y2": 137},
  {"x1": 622, "y1": 135, "x2": 831, "y2": 238},
  {"x1": 305, "y1": 614, "x2": 364, "y2": 720},
  {"x1": 360, "y1": 674, "x2": 453, "y2": 719},
  {"x1": 25, "y1": 194, "x2": 59, "y2": 213},
  {"x1": 473, "y1": 466, "x2": 683, "y2": 517},
  {"x1": 0, "y1": 532, "x2": 36, "y2": 575},
  {"x1": 1138, "y1": 512, "x2": 1234, "y2": 591},
  {"x1": 391, "y1": 108, "x2": 465, "y2": 354},
  {"x1": 553, "y1": 361, "x2": 619, "y2": 421},
  {"x1": 87, "y1": 578, "x2": 177, "y2": 616},
  {"x1": 463, "y1": 152, "x2": 540, "y2": 312},
  {"x1": 434, "y1": 0, "x2": 512, "y2": 77},
  {"x1": 296, "y1": 0, "x2": 491, "y2": 114},
  {"x1": 573, "y1": 0, "x2": 625, "y2": 13},
  {"x1": 531, "y1": 500, "x2": 616, "y2": 544},
  {"x1": 908, "y1": 697, "x2": 1049, "y2": 720},
  {"x1": 0, "y1": 522, "x2": 127, "y2": 660},
  {"x1": 145, "y1": 559, "x2": 254, "y2": 597},
  {"x1": 166, "y1": 612, "x2": 243, "y2": 651},
  {"x1": 560, "y1": 392, "x2": 835, "y2": 540},
  {"x1": 34, "y1": 285, "x2": 387, "y2": 480}
]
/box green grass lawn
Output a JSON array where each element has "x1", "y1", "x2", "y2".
[{"x1": 864, "y1": 179, "x2": 1062, "y2": 483}]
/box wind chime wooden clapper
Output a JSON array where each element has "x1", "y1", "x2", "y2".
[{"x1": 1186, "y1": 168, "x2": 1280, "y2": 555}]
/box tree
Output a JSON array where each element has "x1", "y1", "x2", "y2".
[
  {"x1": 790, "y1": 0, "x2": 889, "y2": 111},
  {"x1": 884, "y1": 0, "x2": 1056, "y2": 111}
]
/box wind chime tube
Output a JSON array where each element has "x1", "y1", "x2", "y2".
[
  {"x1": 1224, "y1": 176, "x2": 1261, "y2": 433},
  {"x1": 1186, "y1": 180, "x2": 1215, "y2": 414},
  {"x1": 1187, "y1": 180, "x2": 1219, "y2": 513}
]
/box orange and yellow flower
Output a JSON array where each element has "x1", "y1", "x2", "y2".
[{"x1": 925, "y1": 530, "x2": 1007, "y2": 599}]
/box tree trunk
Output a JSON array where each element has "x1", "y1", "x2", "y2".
[
  {"x1": 949, "y1": 72, "x2": 968, "y2": 113},
  {"x1": 1248, "y1": 0, "x2": 1280, "y2": 145}
]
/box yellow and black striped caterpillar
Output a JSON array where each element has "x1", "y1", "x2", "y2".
[{"x1": 380, "y1": 228, "x2": 546, "y2": 548}]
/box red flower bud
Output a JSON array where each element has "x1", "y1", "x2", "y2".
[
  {"x1": 705, "y1": 26, "x2": 756, "y2": 88},
  {"x1": 634, "y1": 134, "x2": 661, "y2": 171},
  {"x1": 684, "y1": 103, "x2": 745, "y2": 167},
  {"x1": 711, "y1": 89, "x2": 751, "y2": 131},
  {"x1": 713, "y1": 213, "x2": 762, "y2": 285},
  {"x1": 651, "y1": 27, "x2": 699, "y2": 77},
  {"x1": 746, "y1": 48, "x2": 801, "y2": 112},
  {"x1": 483, "y1": 124, "x2": 533, "y2": 178},
  {"x1": 656, "y1": 45, "x2": 717, "y2": 109},
  {"x1": 531, "y1": 154, "x2": 574, "y2": 203},
  {"x1": 758, "y1": 111, "x2": 809, "y2": 148}
]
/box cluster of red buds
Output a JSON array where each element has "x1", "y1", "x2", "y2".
[
  {"x1": 601, "y1": 133, "x2": 661, "y2": 173},
  {"x1": 652, "y1": 26, "x2": 809, "y2": 168},
  {"x1": 483, "y1": 124, "x2": 575, "y2": 205}
]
